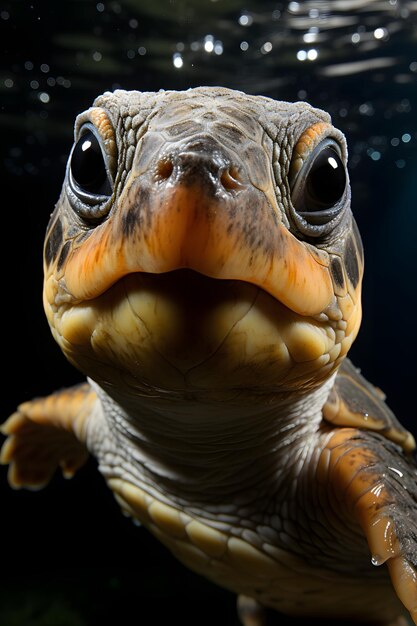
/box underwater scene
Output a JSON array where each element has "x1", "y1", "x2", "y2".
[{"x1": 1, "y1": 1, "x2": 417, "y2": 625}]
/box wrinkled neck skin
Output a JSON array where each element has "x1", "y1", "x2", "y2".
[{"x1": 90, "y1": 376, "x2": 336, "y2": 515}]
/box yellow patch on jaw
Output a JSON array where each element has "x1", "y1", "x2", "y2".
[
  {"x1": 43, "y1": 274, "x2": 56, "y2": 306},
  {"x1": 283, "y1": 322, "x2": 328, "y2": 363},
  {"x1": 59, "y1": 306, "x2": 96, "y2": 346}
]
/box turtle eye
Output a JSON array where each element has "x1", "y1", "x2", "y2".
[
  {"x1": 70, "y1": 129, "x2": 112, "y2": 197},
  {"x1": 67, "y1": 124, "x2": 114, "y2": 221},
  {"x1": 303, "y1": 146, "x2": 346, "y2": 211},
  {"x1": 290, "y1": 139, "x2": 348, "y2": 235}
]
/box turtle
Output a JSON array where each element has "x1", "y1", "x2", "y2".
[{"x1": 1, "y1": 86, "x2": 416, "y2": 626}]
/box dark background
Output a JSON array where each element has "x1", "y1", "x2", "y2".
[{"x1": 1, "y1": 1, "x2": 416, "y2": 624}]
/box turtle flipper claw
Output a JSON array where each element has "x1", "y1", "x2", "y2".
[
  {"x1": 324, "y1": 428, "x2": 417, "y2": 625},
  {"x1": 1, "y1": 410, "x2": 86, "y2": 488},
  {"x1": 387, "y1": 557, "x2": 417, "y2": 625},
  {"x1": 367, "y1": 513, "x2": 417, "y2": 625},
  {"x1": 1, "y1": 383, "x2": 97, "y2": 489}
]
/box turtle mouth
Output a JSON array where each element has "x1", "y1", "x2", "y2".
[
  {"x1": 122, "y1": 268, "x2": 258, "y2": 308},
  {"x1": 117, "y1": 268, "x2": 262, "y2": 371},
  {"x1": 51, "y1": 266, "x2": 338, "y2": 396}
]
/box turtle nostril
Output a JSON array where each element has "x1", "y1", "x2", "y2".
[
  {"x1": 156, "y1": 158, "x2": 174, "y2": 180},
  {"x1": 220, "y1": 166, "x2": 242, "y2": 191}
]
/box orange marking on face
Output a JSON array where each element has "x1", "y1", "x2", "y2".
[
  {"x1": 63, "y1": 180, "x2": 334, "y2": 317},
  {"x1": 291, "y1": 122, "x2": 333, "y2": 179},
  {"x1": 85, "y1": 108, "x2": 117, "y2": 158}
]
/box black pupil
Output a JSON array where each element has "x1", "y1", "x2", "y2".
[
  {"x1": 70, "y1": 130, "x2": 109, "y2": 194},
  {"x1": 305, "y1": 146, "x2": 346, "y2": 209}
]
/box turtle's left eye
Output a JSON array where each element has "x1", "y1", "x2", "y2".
[
  {"x1": 67, "y1": 124, "x2": 114, "y2": 221},
  {"x1": 290, "y1": 138, "x2": 348, "y2": 236},
  {"x1": 70, "y1": 129, "x2": 112, "y2": 197},
  {"x1": 71, "y1": 130, "x2": 111, "y2": 196}
]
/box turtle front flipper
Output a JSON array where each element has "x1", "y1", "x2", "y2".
[
  {"x1": 322, "y1": 428, "x2": 417, "y2": 625},
  {"x1": 323, "y1": 359, "x2": 415, "y2": 453},
  {"x1": 1, "y1": 383, "x2": 97, "y2": 489}
]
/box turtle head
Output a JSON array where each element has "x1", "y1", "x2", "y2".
[{"x1": 43, "y1": 87, "x2": 363, "y2": 404}]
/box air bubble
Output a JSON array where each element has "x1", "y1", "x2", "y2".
[
  {"x1": 374, "y1": 28, "x2": 388, "y2": 40},
  {"x1": 173, "y1": 53, "x2": 183, "y2": 68},
  {"x1": 204, "y1": 35, "x2": 214, "y2": 53},
  {"x1": 239, "y1": 14, "x2": 253, "y2": 26},
  {"x1": 261, "y1": 41, "x2": 273, "y2": 54}
]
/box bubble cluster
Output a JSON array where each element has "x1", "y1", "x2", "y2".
[{"x1": 1, "y1": 0, "x2": 416, "y2": 179}]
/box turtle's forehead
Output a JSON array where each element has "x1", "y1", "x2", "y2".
[{"x1": 91, "y1": 87, "x2": 332, "y2": 145}]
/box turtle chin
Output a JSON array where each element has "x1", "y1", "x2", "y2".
[{"x1": 51, "y1": 269, "x2": 338, "y2": 402}]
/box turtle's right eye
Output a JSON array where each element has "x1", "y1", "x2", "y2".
[
  {"x1": 67, "y1": 124, "x2": 114, "y2": 221},
  {"x1": 290, "y1": 137, "x2": 349, "y2": 238}
]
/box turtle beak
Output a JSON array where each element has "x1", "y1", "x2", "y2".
[{"x1": 63, "y1": 135, "x2": 334, "y2": 316}]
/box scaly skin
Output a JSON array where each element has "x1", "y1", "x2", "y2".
[{"x1": 1, "y1": 88, "x2": 416, "y2": 624}]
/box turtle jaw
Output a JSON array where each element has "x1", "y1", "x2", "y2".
[{"x1": 44, "y1": 267, "x2": 346, "y2": 403}]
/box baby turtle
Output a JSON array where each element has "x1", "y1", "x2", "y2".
[{"x1": 2, "y1": 87, "x2": 416, "y2": 625}]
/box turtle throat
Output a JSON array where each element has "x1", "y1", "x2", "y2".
[{"x1": 88, "y1": 375, "x2": 336, "y2": 512}]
